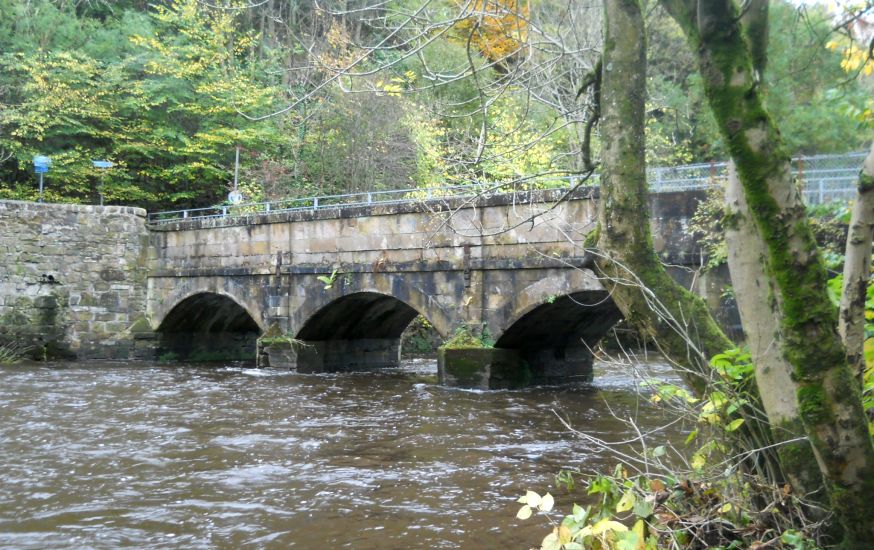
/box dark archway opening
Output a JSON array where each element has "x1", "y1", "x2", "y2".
[
  {"x1": 292, "y1": 292, "x2": 421, "y2": 372},
  {"x1": 495, "y1": 290, "x2": 622, "y2": 383},
  {"x1": 157, "y1": 293, "x2": 261, "y2": 362}
]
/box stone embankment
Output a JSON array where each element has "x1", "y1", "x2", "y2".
[{"x1": 0, "y1": 201, "x2": 150, "y2": 359}]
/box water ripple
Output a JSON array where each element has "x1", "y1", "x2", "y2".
[{"x1": 0, "y1": 357, "x2": 683, "y2": 549}]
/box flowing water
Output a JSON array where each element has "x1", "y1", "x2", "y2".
[{"x1": 0, "y1": 358, "x2": 686, "y2": 549}]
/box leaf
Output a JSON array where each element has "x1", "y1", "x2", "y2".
[
  {"x1": 516, "y1": 505, "x2": 532, "y2": 520},
  {"x1": 691, "y1": 451, "x2": 707, "y2": 471},
  {"x1": 649, "y1": 479, "x2": 666, "y2": 492},
  {"x1": 591, "y1": 518, "x2": 629, "y2": 535},
  {"x1": 572, "y1": 503, "x2": 588, "y2": 522},
  {"x1": 522, "y1": 490, "x2": 541, "y2": 508},
  {"x1": 652, "y1": 446, "x2": 666, "y2": 458},
  {"x1": 725, "y1": 418, "x2": 745, "y2": 432},
  {"x1": 632, "y1": 519, "x2": 647, "y2": 550},
  {"x1": 719, "y1": 502, "x2": 732, "y2": 514},
  {"x1": 539, "y1": 492, "x2": 554, "y2": 512},
  {"x1": 540, "y1": 531, "x2": 562, "y2": 550},
  {"x1": 632, "y1": 499, "x2": 654, "y2": 519},
  {"x1": 564, "y1": 543, "x2": 584, "y2": 550},
  {"x1": 616, "y1": 490, "x2": 636, "y2": 513}
]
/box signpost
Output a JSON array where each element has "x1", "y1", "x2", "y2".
[
  {"x1": 227, "y1": 145, "x2": 243, "y2": 208},
  {"x1": 91, "y1": 160, "x2": 114, "y2": 206},
  {"x1": 32, "y1": 155, "x2": 52, "y2": 202}
]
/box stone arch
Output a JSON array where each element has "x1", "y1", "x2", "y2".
[
  {"x1": 296, "y1": 291, "x2": 423, "y2": 341},
  {"x1": 495, "y1": 290, "x2": 621, "y2": 352},
  {"x1": 150, "y1": 277, "x2": 267, "y2": 333},
  {"x1": 493, "y1": 270, "x2": 622, "y2": 383},
  {"x1": 499, "y1": 269, "x2": 609, "y2": 335},
  {"x1": 287, "y1": 285, "x2": 448, "y2": 373},
  {"x1": 290, "y1": 273, "x2": 456, "y2": 339},
  {"x1": 155, "y1": 290, "x2": 263, "y2": 362}
]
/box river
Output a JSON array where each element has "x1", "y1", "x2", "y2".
[{"x1": 0, "y1": 357, "x2": 685, "y2": 549}]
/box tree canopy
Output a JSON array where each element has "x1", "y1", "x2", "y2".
[{"x1": 0, "y1": 0, "x2": 868, "y2": 210}]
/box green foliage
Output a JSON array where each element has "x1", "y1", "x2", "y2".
[
  {"x1": 442, "y1": 325, "x2": 494, "y2": 349},
  {"x1": 0, "y1": 0, "x2": 861, "y2": 210},
  {"x1": 644, "y1": 2, "x2": 868, "y2": 163},
  {"x1": 0, "y1": 0, "x2": 293, "y2": 208},
  {"x1": 518, "y1": 348, "x2": 827, "y2": 549},
  {"x1": 688, "y1": 186, "x2": 729, "y2": 270},
  {"x1": 517, "y1": 469, "x2": 783, "y2": 550},
  {"x1": 316, "y1": 269, "x2": 339, "y2": 290},
  {"x1": 646, "y1": 349, "x2": 754, "y2": 471},
  {"x1": 402, "y1": 315, "x2": 438, "y2": 355}
]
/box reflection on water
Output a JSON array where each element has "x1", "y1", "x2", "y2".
[{"x1": 0, "y1": 357, "x2": 684, "y2": 549}]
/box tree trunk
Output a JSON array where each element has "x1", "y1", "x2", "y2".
[
  {"x1": 596, "y1": 0, "x2": 733, "y2": 397},
  {"x1": 660, "y1": 1, "x2": 874, "y2": 544},
  {"x1": 721, "y1": 2, "x2": 823, "y2": 501},
  {"x1": 724, "y1": 162, "x2": 824, "y2": 498},
  {"x1": 840, "y1": 142, "x2": 874, "y2": 384}
]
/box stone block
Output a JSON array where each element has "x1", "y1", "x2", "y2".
[{"x1": 437, "y1": 347, "x2": 530, "y2": 389}]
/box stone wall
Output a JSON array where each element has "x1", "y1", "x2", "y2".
[{"x1": 0, "y1": 200, "x2": 150, "y2": 359}]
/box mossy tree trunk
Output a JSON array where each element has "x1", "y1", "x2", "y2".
[
  {"x1": 722, "y1": 2, "x2": 823, "y2": 500},
  {"x1": 840, "y1": 143, "x2": 874, "y2": 383},
  {"x1": 660, "y1": 0, "x2": 874, "y2": 544},
  {"x1": 596, "y1": 0, "x2": 733, "y2": 397},
  {"x1": 725, "y1": 163, "x2": 824, "y2": 499}
]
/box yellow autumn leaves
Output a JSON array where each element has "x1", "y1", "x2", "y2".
[
  {"x1": 827, "y1": 39, "x2": 874, "y2": 76},
  {"x1": 453, "y1": 0, "x2": 529, "y2": 65}
]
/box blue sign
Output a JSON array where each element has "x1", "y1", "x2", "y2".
[
  {"x1": 33, "y1": 155, "x2": 52, "y2": 173},
  {"x1": 92, "y1": 160, "x2": 114, "y2": 169}
]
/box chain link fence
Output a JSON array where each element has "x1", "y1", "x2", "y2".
[{"x1": 648, "y1": 151, "x2": 868, "y2": 205}]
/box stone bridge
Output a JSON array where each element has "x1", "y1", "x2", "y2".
[
  {"x1": 146, "y1": 187, "x2": 709, "y2": 386},
  {"x1": 1, "y1": 188, "x2": 717, "y2": 387}
]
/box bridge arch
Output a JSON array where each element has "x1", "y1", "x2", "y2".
[
  {"x1": 289, "y1": 289, "x2": 440, "y2": 372},
  {"x1": 155, "y1": 290, "x2": 263, "y2": 362},
  {"x1": 289, "y1": 273, "x2": 456, "y2": 339},
  {"x1": 150, "y1": 278, "x2": 268, "y2": 333},
  {"x1": 496, "y1": 290, "x2": 621, "y2": 350},
  {"x1": 493, "y1": 271, "x2": 622, "y2": 383},
  {"x1": 296, "y1": 291, "x2": 422, "y2": 341}
]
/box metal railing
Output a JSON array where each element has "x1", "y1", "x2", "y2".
[{"x1": 147, "y1": 151, "x2": 868, "y2": 224}]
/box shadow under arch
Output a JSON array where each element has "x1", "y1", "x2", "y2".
[
  {"x1": 495, "y1": 290, "x2": 622, "y2": 384},
  {"x1": 157, "y1": 292, "x2": 262, "y2": 362},
  {"x1": 290, "y1": 291, "x2": 427, "y2": 372}
]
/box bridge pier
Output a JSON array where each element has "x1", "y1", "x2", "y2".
[
  {"x1": 262, "y1": 337, "x2": 402, "y2": 372},
  {"x1": 522, "y1": 345, "x2": 594, "y2": 384},
  {"x1": 437, "y1": 345, "x2": 595, "y2": 389},
  {"x1": 438, "y1": 347, "x2": 527, "y2": 389}
]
